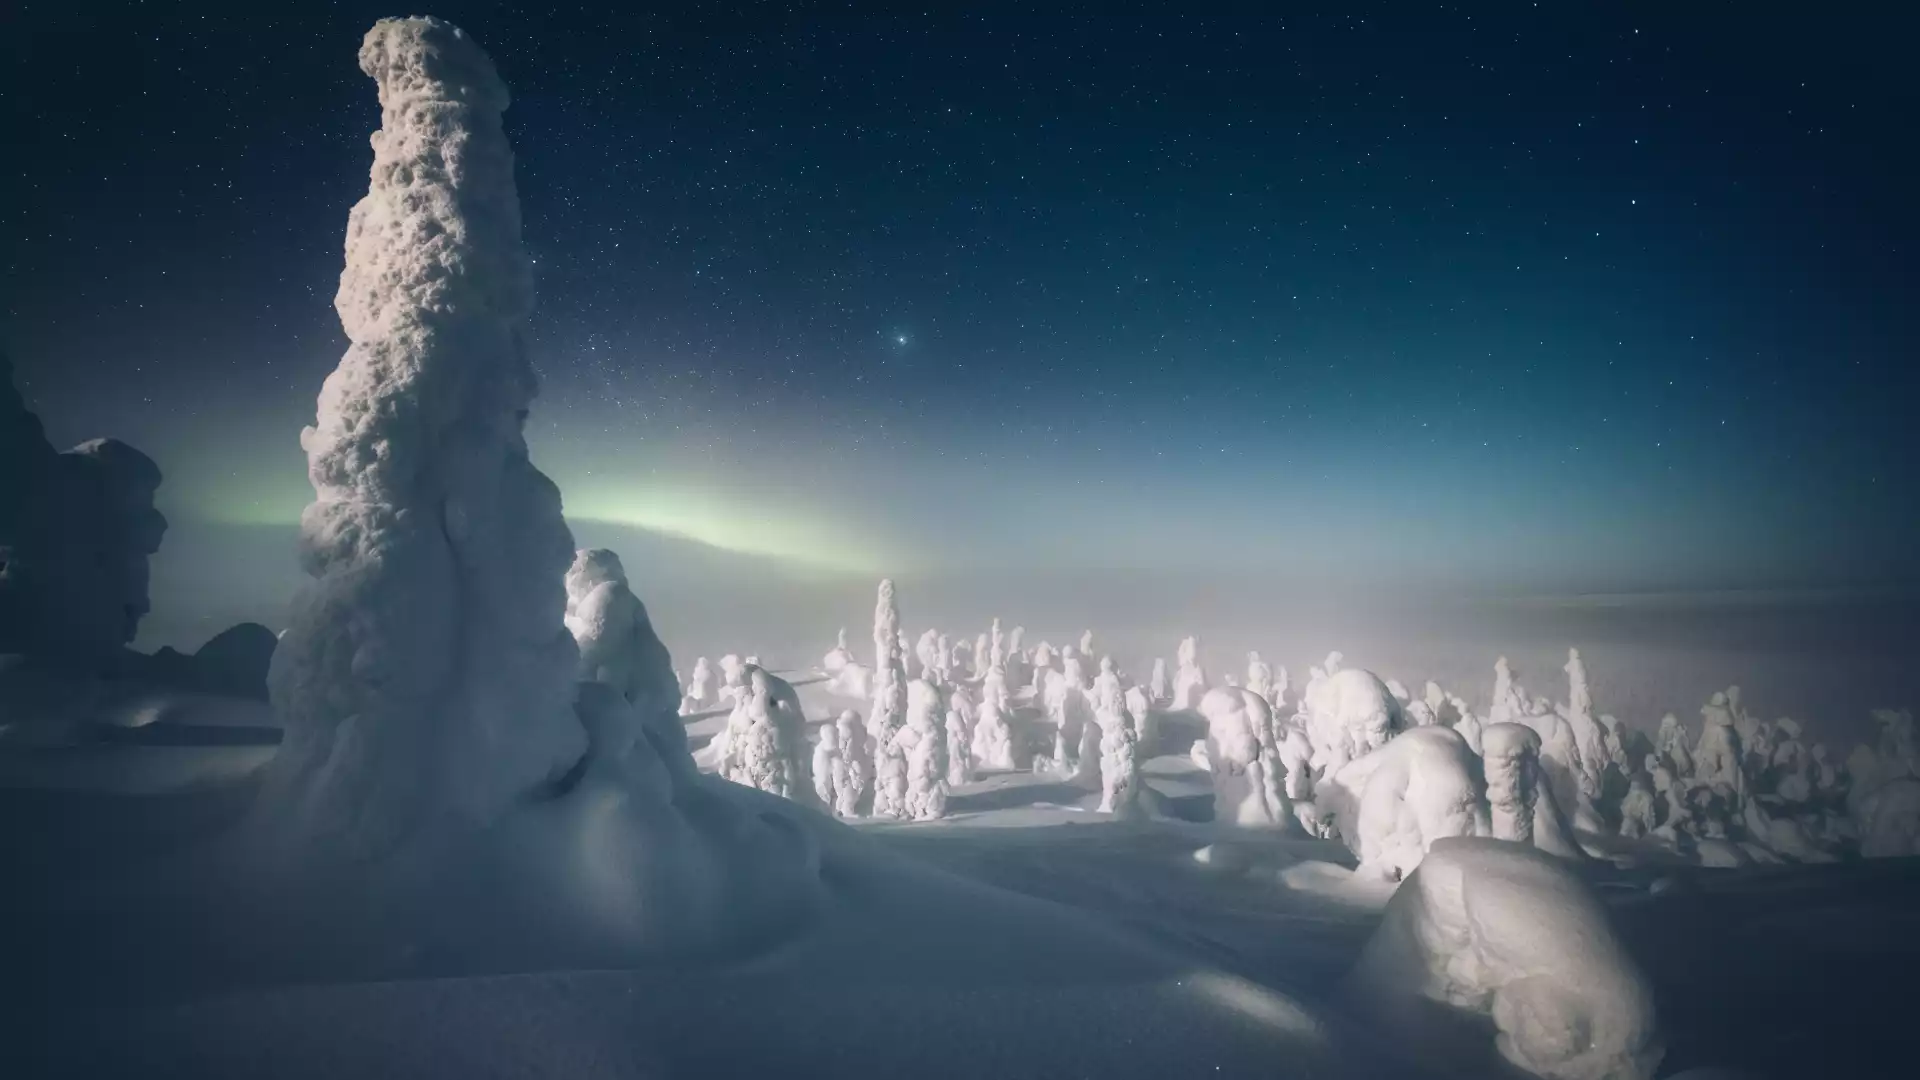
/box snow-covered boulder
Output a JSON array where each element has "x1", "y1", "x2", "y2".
[
  {"x1": 1319, "y1": 725, "x2": 1487, "y2": 881},
  {"x1": 1339, "y1": 837, "x2": 1664, "y2": 1080}
]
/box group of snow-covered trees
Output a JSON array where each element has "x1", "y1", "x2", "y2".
[{"x1": 670, "y1": 594, "x2": 1919, "y2": 869}]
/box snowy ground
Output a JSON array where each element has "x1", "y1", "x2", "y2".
[{"x1": 6, "y1": 675, "x2": 1917, "y2": 1079}]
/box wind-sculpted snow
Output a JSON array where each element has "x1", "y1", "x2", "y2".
[{"x1": 1340, "y1": 837, "x2": 1665, "y2": 1080}]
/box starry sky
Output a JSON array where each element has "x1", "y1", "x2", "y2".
[{"x1": 5, "y1": 2, "x2": 1917, "y2": 596}]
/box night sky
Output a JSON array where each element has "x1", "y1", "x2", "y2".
[{"x1": 5, "y1": 3, "x2": 1916, "y2": 595}]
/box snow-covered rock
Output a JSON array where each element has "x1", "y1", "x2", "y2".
[{"x1": 1339, "y1": 837, "x2": 1664, "y2": 1080}]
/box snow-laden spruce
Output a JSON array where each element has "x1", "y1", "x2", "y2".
[
  {"x1": 1339, "y1": 837, "x2": 1665, "y2": 1080},
  {"x1": 1092, "y1": 658, "x2": 1141, "y2": 815},
  {"x1": 250, "y1": 18, "x2": 821, "y2": 955},
  {"x1": 867, "y1": 578, "x2": 910, "y2": 818},
  {"x1": 1320, "y1": 725, "x2": 1487, "y2": 881},
  {"x1": 1197, "y1": 687, "x2": 1289, "y2": 828}
]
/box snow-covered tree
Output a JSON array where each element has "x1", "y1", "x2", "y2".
[
  {"x1": 252, "y1": 21, "x2": 824, "y2": 960},
  {"x1": 1124, "y1": 684, "x2": 1156, "y2": 757},
  {"x1": 1197, "y1": 687, "x2": 1288, "y2": 828},
  {"x1": 1654, "y1": 712, "x2": 1694, "y2": 778},
  {"x1": 722, "y1": 666, "x2": 817, "y2": 805},
  {"x1": 812, "y1": 718, "x2": 842, "y2": 808},
  {"x1": 969, "y1": 632, "x2": 990, "y2": 679},
  {"x1": 1, "y1": 353, "x2": 169, "y2": 660},
  {"x1": 971, "y1": 691, "x2": 1016, "y2": 772},
  {"x1": 1305, "y1": 666, "x2": 1406, "y2": 777},
  {"x1": 832, "y1": 708, "x2": 870, "y2": 817},
  {"x1": 1078, "y1": 629, "x2": 1095, "y2": 656},
  {"x1": 868, "y1": 579, "x2": 909, "y2": 819},
  {"x1": 680, "y1": 656, "x2": 717, "y2": 714},
  {"x1": 1489, "y1": 656, "x2": 1522, "y2": 724},
  {"x1": 1618, "y1": 772, "x2": 1656, "y2": 839},
  {"x1": 1093, "y1": 661, "x2": 1140, "y2": 815},
  {"x1": 1692, "y1": 692, "x2": 1745, "y2": 802},
  {"x1": 1148, "y1": 658, "x2": 1171, "y2": 703},
  {"x1": 914, "y1": 628, "x2": 941, "y2": 681},
  {"x1": 901, "y1": 677, "x2": 950, "y2": 820},
  {"x1": 1480, "y1": 722, "x2": 1587, "y2": 860},
  {"x1": 563, "y1": 549, "x2": 677, "y2": 719},
  {"x1": 1340, "y1": 838, "x2": 1665, "y2": 1080},
  {"x1": 944, "y1": 683, "x2": 976, "y2": 787},
  {"x1": 1320, "y1": 726, "x2": 1487, "y2": 881},
  {"x1": 822, "y1": 627, "x2": 853, "y2": 674},
  {"x1": 1171, "y1": 635, "x2": 1207, "y2": 709},
  {"x1": 1246, "y1": 651, "x2": 1274, "y2": 704}
]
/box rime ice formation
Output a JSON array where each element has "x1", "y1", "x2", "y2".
[
  {"x1": 258, "y1": 17, "x2": 593, "y2": 857},
  {"x1": 914, "y1": 628, "x2": 941, "y2": 680},
  {"x1": 971, "y1": 690, "x2": 1016, "y2": 771},
  {"x1": 1654, "y1": 712, "x2": 1694, "y2": 778},
  {"x1": 1517, "y1": 708, "x2": 1587, "y2": 828},
  {"x1": 822, "y1": 627, "x2": 853, "y2": 674},
  {"x1": 1148, "y1": 657, "x2": 1171, "y2": 703},
  {"x1": 1171, "y1": 635, "x2": 1207, "y2": 709},
  {"x1": 1124, "y1": 683, "x2": 1156, "y2": 756},
  {"x1": 1489, "y1": 656, "x2": 1522, "y2": 724},
  {"x1": 719, "y1": 666, "x2": 817, "y2": 805},
  {"x1": 1305, "y1": 666, "x2": 1406, "y2": 777},
  {"x1": 253, "y1": 20, "x2": 822, "y2": 959},
  {"x1": 1246, "y1": 651, "x2": 1274, "y2": 704},
  {"x1": 1093, "y1": 659, "x2": 1141, "y2": 815},
  {"x1": 868, "y1": 580, "x2": 910, "y2": 819},
  {"x1": 811, "y1": 719, "x2": 842, "y2": 808},
  {"x1": 1, "y1": 354, "x2": 170, "y2": 660},
  {"x1": 1340, "y1": 838, "x2": 1664, "y2": 1080},
  {"x1": 1321, "y1": 726, "x2": 1488, "y2": 881},
  {"x1": 562, "y1": 549, "x2": 676, "y2": 718},
  {"x1": 1480, "y1": 723, "x2": 1587, "y2": 860},
  {"x1": 1618, "y1": 773, "x2": 1656, "y2": 839},
  {"x1": 944, "y1": 684, "x2": 976, "y2": 787},
  {"x1": 1197, "y1": 687, "x2": 1289, "y2": 828},
  {"x1": 1692, "y1": 693, "x2": 1746, "y2": 804},
  {"x1": 901, "y1": 678, "x2": 950, "y2": 820},
  {"x1": 1563, "y1": 648, "x2": 1592, "y2": 717},
  {"x1": 831, "y1": 708, "x2": 870, "y2": 817},
  {"x1": 682, "y1": 656, "x2": 718, "y2": 714}
]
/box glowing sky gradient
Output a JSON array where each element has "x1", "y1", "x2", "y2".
[{"x1": 5, "y1": 5, "x2": 1916, "y2": 594}]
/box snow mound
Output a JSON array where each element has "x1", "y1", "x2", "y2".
[{"x1": 1339, "y1": 837, "x2": 1664, "y2": 1080}]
